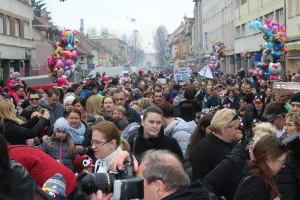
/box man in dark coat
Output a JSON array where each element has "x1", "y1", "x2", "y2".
[{"x1": 129, "y1": 106, "x2": 183, "y2": 160}]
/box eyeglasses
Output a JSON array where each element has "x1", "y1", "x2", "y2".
[
  {"x1": 274, "y1": 159, "x2": 285, "y2": 167},
  {"x1": 29, "y1": 98, "x2": 40, "y2": 101},
  {"x1": 91, "y1": 140, "x2": 110, "y2": 147},
  {"x1": 285, "y1": 123, "x2": 296, "y2": 127}
]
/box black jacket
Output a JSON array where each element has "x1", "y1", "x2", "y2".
[
  {"x1": 242, "y1": 104, "x2": 264, "y2": 135},
  {"x1": 223, "y1": 96, "x2": 239, "y2": 111},
  {"x1": 191, "y1": 133, "x2": 236, "y2": 181},
  {"x1": 234, "y1": 166, "x2": 271, "y2": 200},
  {"x1": 125, "y1": 105, "x2": 141, "y2": 124},
  {"x1": 130, "y1": 126, "x2": 183, "y2": 160},
  {"x1": 202, "y1": 139, "x2": 250, "y2": 200},
  {"x1": 4, "y1": 117, "x2": 48, "y2": 145},
  {"x1": 0, "y1": 159, "x2": 36, "y2": 200},
  {"x1": 276, "y1": 138, "x2": 300, "y2": 200},
  {"x1": 162, "y1": 180, "x2": 215, "y2": 200}
]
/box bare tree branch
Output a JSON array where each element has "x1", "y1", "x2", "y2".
[{"x1": 153, "y1": 25, "x2": 168, "y2": 66}]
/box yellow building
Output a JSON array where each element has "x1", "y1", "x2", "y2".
[{"x1": 286, "y1": 0, "x2": 300, "y2": 74}]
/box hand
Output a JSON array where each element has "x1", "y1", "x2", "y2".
[
  {"x1": 42, "y1": 110, "x2": 50, "y2": 119},
  {"x1": 91, "y1": 190, "x2": 113, "y2": 200},
  {"x1": 76, "y1": 145, "x2": 84, "y2": 153},
  {"x1": 109, "y1": 151, "x2": 139, "y2": 172},
  {"x1": 32, "y1": 111, "x2": 42, "y2": 118},
  {"x1": 249, "y1": 145, "x2": 255, "y2": 161},
  {"x1": 42, "y1": 135, "x2": 49, "y2": 141}
]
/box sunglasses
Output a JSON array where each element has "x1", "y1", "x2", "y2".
[{"x1": 29, "y1": 98, "x2": 40, "y2": 101}]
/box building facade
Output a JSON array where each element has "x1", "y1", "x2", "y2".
[
  {"x1": 235, "y1": 0, "x2": 284, "y2": 74},
  {"x1": 199, "y1": 0, "x2": 235, "y2": 74},
  {"x1": 285, "y1": 0, "x2": 300, "y2": 74},
  {"x1": 0, "y1": 0, "x2": 35, "y2": 81}
]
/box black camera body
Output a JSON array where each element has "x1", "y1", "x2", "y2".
[{"x1": 77, "y1": 161, "x2": 144, "y2": 200}]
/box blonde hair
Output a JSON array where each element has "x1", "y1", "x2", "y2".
[
  {"x1": 210, "y1": 109, "x2": 238, "y2": 134},
  {"x1": 138, "y1": 98, "x2": 153, "y2": 110},
  {"x1": 86, "y1": 95, "x2": 102, "y2": 116},
  {"x1": 112, "y1": 105, "x2": 126, "y2": 116},
  {"x1": 0, "y1": 99, "x2": 24, "y2": 124},
  {"x1": 286, "y1": 112, "x2": 300, "y2": 130},
  {"x1": 253, "y1": 122, "x2": 277, "y2": 141}
]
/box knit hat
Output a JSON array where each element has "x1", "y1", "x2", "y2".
[
  {"x1": 290, "y1": 92, "x2": 300, "y2": 103},
  {"x1": 66, "y1": 87, "x2": 76, "y2": 93},
  {"x1": 11, "y1": 72, "x2": 20, "y2": 79},
  {"x1": 132, "y1": 88, "x2": 140, "y2": 95},
  {"x1": 53, "y1": 118, "x2": 69, "y2": 133},
  {"x1": 42, "y1": 173, "x2": 66, "y2": 198},
  {"x1": 63, "y1": 95, "x2": 75, "y2": 106},
  {"x1": 102, "y1": 76, "x2": 109, "y2": 82},
  {"x1": 73, "y1": 155, "x2": 94, "y2": 174},
  {"x1": 254, "y1": 94, "x2": 265, "y2": 104}
]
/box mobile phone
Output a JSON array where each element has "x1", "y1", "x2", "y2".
[{"x1": 40, "y1": 108, "x2": 45, "y2": 114}]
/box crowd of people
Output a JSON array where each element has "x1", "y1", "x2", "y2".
[{"x1": 0, "y1": 69, "x2": 300, "y2": 200}]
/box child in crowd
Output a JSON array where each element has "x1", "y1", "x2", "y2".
[{"x1": 39, "y1": 117, "x2": 78, "y2": 172}]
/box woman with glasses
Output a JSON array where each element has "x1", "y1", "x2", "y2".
[
  {"x1": 234, "y1": 135, "x2": 288, "y2": 200},
  {"x1": 276, "y1": 112, "x2": 300, "y2": 199},
  {"x1": 191, "y1": 109, "x2": 239, "y2": 181},
  {"x1": 91, "y1": 121, "x2": 130, "y2": 173},
  {"x1": 0, "y1": 99, "x2": 50, "y2": 145}
]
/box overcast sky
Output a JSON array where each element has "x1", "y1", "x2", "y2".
[{"x1": 44, "y1": 0, "x2": 194, "y2": 52}]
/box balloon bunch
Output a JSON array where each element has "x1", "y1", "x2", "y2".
[
  {"x1": 240, "y1": 49, "x2": 250, "y2": 60},
  {"x1": 209, "y1": 39, "x2": 226, "y2": 76},
  {"x1": 249, "y1": 18, "x2": 288, "y2": 81},
  {"x1": 46, "y1": 29, "x2": 79, "y2": 83}
]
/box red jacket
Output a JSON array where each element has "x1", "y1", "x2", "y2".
[{"x1": 8, "y1": 144, "x2": 76, "y2": 196}]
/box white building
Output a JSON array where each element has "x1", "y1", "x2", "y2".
[
  {"x1": 0, "y1": 0, "x2": 35, "y2": 81},
  {"x1": 196, "y1": 0, "x2": 235, "y2": 74}
]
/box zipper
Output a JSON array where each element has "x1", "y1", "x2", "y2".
[{"x1": 60, "y1": 140, "x2": 62, "y2": 159}]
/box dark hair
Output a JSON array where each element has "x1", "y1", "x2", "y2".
[
  {"x1": 189, "y1": 113, "x2": 214, "y2": 156},
  {"x1": 143, "y1": 106, "x2": 163, "y2": 120},
  {"x1": 66, "y1": 107, "x2": 82, "y2": 118},
  {"x1": 0, "y1": 134, "x2": 12, "y2": 193},
  {"x1": 48, "y1": 88, "x2": 60, "y2": 97},
  {"x1": 28, "y1": 90, "x2": 41, "y2": 99},
  {"x1": 56, "y1": 87, "x2": 64, "y2": 102},
  {"x1": 154, "y1": 84, "x2": 162, "y2": 90},
  {"x1": 240, "y1": 96, "x2": 249, "y2": 104},
  {"x1": 26, "y1": 87, "x2": 35, "y2": 94},
  {"x1": 249, "y1": 135, "x2": 288, "y2": 199},
  {"x1": 154, "y1": 89, "x2": 163, "y2": 94},
  {"x1": 156, "y1": 101, "x2": 173, "y2": 118},
  {"x1": 14, "y1": 85, "x2": 24, "y2": 91},
  {"x1": 263, "y1": 102, "x2": 288, "y2": 122},
  {"x1": 72, "y1": 97, "x2": 86, "y2": 108},
  {"x1": 71, "y1": 83, "x2": 80, "y2": 90},
  {"x1": 124, "y1": 88, "x2": 132, "y2": 93},
  {"x1": 184, "y1": 86, "x2": 197, "y2": 100}
]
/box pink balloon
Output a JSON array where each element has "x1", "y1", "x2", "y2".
[
  {"x1": 56, "y1": 59, "x2": 64, "y2": 67},
  {"x1": 63, "y1": 58, "x2": 72, "y2": 66}
]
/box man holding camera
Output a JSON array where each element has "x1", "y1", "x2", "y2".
[{"x1": 91, "y1": 150, "x2": 211, "y2": 200}]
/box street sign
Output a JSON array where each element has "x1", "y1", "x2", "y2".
[{"x1": 32, "y1": 64, "x2": 40, "y2": 71}]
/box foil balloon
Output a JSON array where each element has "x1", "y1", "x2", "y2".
[{"x1": 269, "y1": 62, "x2": 281, "y2": 81}]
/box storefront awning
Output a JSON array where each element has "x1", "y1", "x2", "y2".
[{"x1": 286, "y1": 41, "x2": 300, "y2": 50}]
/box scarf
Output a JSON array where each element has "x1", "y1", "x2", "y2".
[
  {"x1": 94, "y1": 146, "x2": 122, "y2": 173},
  {"x1": 68, "y1": 122, "x2": 86, "y2": 145}
]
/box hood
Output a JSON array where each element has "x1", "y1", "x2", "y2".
[
  {"x1": 165, "y1": 118, "x2": 196, "y2": 137},
  {"x1": 173, "y1": 94, "x2": 186, "y2": 107},
  {"x1": 162, "y1": 180, "x2": 211, "y2": 200}
]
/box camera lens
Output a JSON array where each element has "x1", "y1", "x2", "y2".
[{"x1": 81, "y1": 173, "x2": 116, "y2": 195}]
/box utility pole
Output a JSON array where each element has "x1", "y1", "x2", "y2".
[{"x1": 133, "y1": 30, "x2": 138, "y2": 66}]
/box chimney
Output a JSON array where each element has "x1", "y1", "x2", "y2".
[{"x1": 80, "y1": 19, "x2": 84, "y2": 33}]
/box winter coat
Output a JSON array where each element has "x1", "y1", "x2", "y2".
[
  {"x1": 191, "y1": 133, "x2": 236, "y2": 181},
  {"x1": 19, "y1": 105, "x2": 42, "y2": 121},
  {"x1": 202, "y1": 139, "x2": 250, "y2": 200},
  {"x1": 223, "y1": 96, "x2": 239, "y2": 111},
  {"x1": 39, "y1": 136, "x2": 78, "y2": 172},
  {"x1": 276, "y1": 138, "x2": 300, "y2": 200},
  {"x1": 130, "y1": 126, "x2": 184, "y2": 160},
  {"x1": 4, "y1": 117, "x2": 48, "y2": 145},
  {"x1": 162, "y1": 180, "x2": 215, "y2": 200},
  {"x1": 5, "y1": 77, "x2": 23, "y2": 91},
  {"x1": 205, "y1": 96, "x2": 222, "y2": 109},
  {"x1": 125, "y1": 105, "x2": 141, "y2": 124},
  {"x1": 234, "y1": 166, "x2": 271, "y2": 200},
  {"x1": 41, "y1": 100, "x2": 65, "y2": 126},
  {"x1": 0, "y1": 159, "x2": 35, "y2": 200},
  {"x1": 8, "y1": 144, "x2": 76, "y2": 196},
  {"x1": 164, "y1": 118, "x2": 196, "y2": 155},
  {"x1": 179, "y1": 100, "x2": 201, "y2": 122}
]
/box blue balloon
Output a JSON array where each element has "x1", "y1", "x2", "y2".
[
  {"x1": 272, "y1": 51, "x2": 283, "y2": 58},
  {"x1": 267, "y1": 42, "x2": 274, "y2": 51}
]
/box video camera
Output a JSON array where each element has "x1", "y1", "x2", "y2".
[{"x1": 77, "y1": 161, "x2": 144, "y2": 200}]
